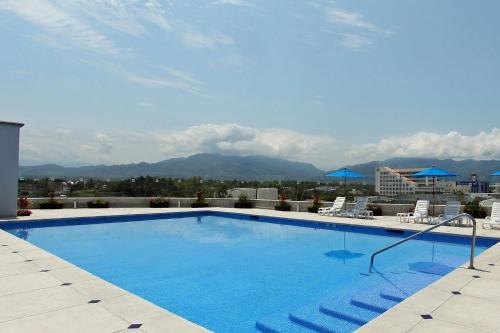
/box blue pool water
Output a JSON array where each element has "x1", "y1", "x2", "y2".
[{"x1": 1, "y1": 212, "x2": 496, "y2": 333}]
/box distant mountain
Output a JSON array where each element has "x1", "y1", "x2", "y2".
[
  {"x1": 343, "y1": 158, "x2": 500, "y2": 182},
  {"x1": 19, "y1": 153, "x2": 325, "y2": 180},
  {"x1": 20, "y1": 155, "x2": 500, "y2": 182}
]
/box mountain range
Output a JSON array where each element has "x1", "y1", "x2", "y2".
[{"x1": 19, "y1": 154, "x2": 500, "y2": 182}]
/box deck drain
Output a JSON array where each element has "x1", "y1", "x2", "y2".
[
  {"x1": 25, "y1": 259, "x2": 33, "y2": 262},
  {"x1": 451, "y1": 291, "x2": 461, "y2": 295},
  {"x1": 11, "y1": 251, "x2": 19, "y2": 253},
  {"x1": 61, "y1": 282, "x2": 72, "y2": 286},
  {"x1": 421, "y1": 314, "x2": 433, "y2": 320},
  {"x1": 128, "y1": 324, "x2": 142, "y2": 329},
  {"x1": 88, "y1": 300, "x2": 101, "y2": 304},
  {"x1": 40, "y1": 269, "x2": 50, "y2": 272},
  {"x1": 472, "y1": 275, "x2": 481, "y2": 278}
]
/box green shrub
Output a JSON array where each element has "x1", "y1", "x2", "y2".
[
  {"x1": 275, "y1": 192, "x2": 291, "y2": 211},
  {"x1": 235, "y1": 194, "x2": 253, "y2": 208},
  {"x1": 367, "y1": 204, "x2": 383, "y2": 216},
  {"x1": 191, "y1": 202, "x2": 209, "y2": 208},
  {"x1": 307, "y1": 206, "x2": 319, "y2": 213},
  {"x1": 150, "y1": 197, "x2": 169, "y2": 208},
  {"x1": 39, "y1": 201, "x2": 64, "y2": 209},
  {"x1": 307, "y1": 192, "x2": 321, "y2": 213},
  {"x1": 464, "y1": 199, "x2": 487, "y2": 218},
  {"x1": 191, "y1": 191, "x2": 208, "y2": 208},
  {"x1": 87, "y1": 199, "x2": 109, "y2": 208}
]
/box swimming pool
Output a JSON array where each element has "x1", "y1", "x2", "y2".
[{"x1": 1, "y1": 212, "x2": 496, "y2": 333}]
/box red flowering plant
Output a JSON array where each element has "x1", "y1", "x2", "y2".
[
  {"x1": 275, "y1": 192, "x2": 291, "y2": 211},
  {"x1": 17, "y1": 196, "x2": 32, "y2": 216},
  {"x1": 308, "y1": 192, "x2": 322, "y2": 213},
  {"x1": 191, "y1": 190, "x2": 208, "y2": 208}
]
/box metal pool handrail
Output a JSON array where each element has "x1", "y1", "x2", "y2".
[{"x1": 369, "y1": 213, "x2": 477, "y2": 273}]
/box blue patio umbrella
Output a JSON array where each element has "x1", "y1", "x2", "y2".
[
  {"x1": 326, "y1": 168, "x2": 365, "y2": 197},
  {"x1": 491, "y1": 171, "x2": 500, "y2": 176},
  {"x1": 413, "y1": 166, "x2": 457, "y2": 216}
]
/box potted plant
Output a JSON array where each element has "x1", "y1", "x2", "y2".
[
  {"x1": 150, "y1": 196, "x2": 169, "y2": 208},
  {"x1": 367, "y1": 204, "x2": 383, "y2": 216},
  {"x1": 307, "y1": 193, "x2": 321, "y2": 213},
  {"x1": 17, "y1": 196, "x2": 32, "y2": 216},
  {"x1": 191, "y1": 191, "x2": 209, "y2": 208},
  {"x1": 234, "y1": 193, "x2": 253, "y2": 208},
  {"x1": 39, "y1": 192, "x2": 64, "y2": 209},
  {"x1": 275, "y1": 192, "x2": 291, "y2": 211},
  {"x1": 87, "y1": 199, "x2": 109, "y2": 208},
  {"x1": 464, "y1": 199, "x2": 487, "y2": 218}
]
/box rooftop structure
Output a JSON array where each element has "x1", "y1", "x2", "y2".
[{"x1": 0, "y1": 120, "x2": 24, "y2": 217}]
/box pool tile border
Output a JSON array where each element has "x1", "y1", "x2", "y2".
[{"x1": 1, "y1": 207, "x2": 500, "y2": 333}]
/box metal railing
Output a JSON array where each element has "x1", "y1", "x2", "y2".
[{"x1": 369, "y1": 213, "x2": 477, "y2": 273}]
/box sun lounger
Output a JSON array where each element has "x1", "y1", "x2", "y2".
[
  {"x1": 318, "y1": 197, "x2": 346, "y2": 216},
  {"x1": 482, "y1": 202, "x2": 500, "y2": 229},
  {"x1": 398, "y1": 200, "x2": 430, "y2": 223},
  {"x1": 341, "y1": 197, "x2": 373, "y2": 219},
  {"x1": 431, "y1": 201, "x2": 461, "y2": 225}
]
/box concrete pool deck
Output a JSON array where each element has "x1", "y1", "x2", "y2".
[{"x1": 1, "y1": 208, "x2": 500, "y2": 332}]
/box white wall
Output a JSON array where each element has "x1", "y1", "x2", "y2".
[{"x1": 0, "y1": 121, "x2": 23, "y2": 217}]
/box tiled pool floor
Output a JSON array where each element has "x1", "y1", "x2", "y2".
[{"x1": 1, "y1": 208, "x2": 500, "y2": 333}]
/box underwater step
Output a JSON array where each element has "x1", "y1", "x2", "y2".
[
  {"x1": 350, "y1": 291, "x2": 399, "y2": 313},
  {"x1": 256, "y1": 313, "x2": 318, "y2": 333},
  {"x1": 320, "y1": 299, "x2": 380, "y2": 326},
  {"x1": 289, "y1": 305, "x2": 360, "y2": 333}
]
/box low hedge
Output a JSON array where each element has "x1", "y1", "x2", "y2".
[
  {"x1": 191, "y1": 202, "x2": 209, "y2": 208},
  {"x1": 150, "y1": 199, "x2": 169, "y2": 208},
  {"x1": 367, "y1": 204, "x2": 383, "y2": 216},
  {"x1": 275, "y1": 204, "x2": 291, "y2": 211},
  {"x1": 87, "y1": 200, "x2": 109, "y2": 208},
  {"x1": 307, "y1": 206, "x2": 320, "y2": 213},
  {"x1": 39, "y1": 201, "x2": 64, "y2": 209},
  {"x1": 234, "y1": 202, "x2": 253, "y2": 209}
]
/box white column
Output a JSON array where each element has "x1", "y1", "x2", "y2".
[{"x1": 0, "y1": 121, "x2": 24, "y2": 217}]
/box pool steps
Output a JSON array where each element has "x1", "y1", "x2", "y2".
[{"x1": 256, "y1": 269, "x2": 440, "y2": 333}]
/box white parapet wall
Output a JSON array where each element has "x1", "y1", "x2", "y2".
[{"x1": 0, "y1": 121, "x2": 24, "y2": 217}]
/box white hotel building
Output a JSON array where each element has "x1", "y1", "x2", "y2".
[{"x1": 375, "y1": 166, "x2": 458, "y2": 197}]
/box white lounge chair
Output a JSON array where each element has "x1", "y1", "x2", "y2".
[
  {"x1": 482, "y1": 202, "x2": 500, "y2": 229},
  {"x1": 318, "y1": 197, "x2": 345, "y2": 216},
  {"x1": 398, "y1": 200, "x2": 430, "y2": 223},
  {"x1": 341, "y1": 197, "x2": 373, "y2": 219},
  {"x1": 432, "y1": 201, "x2": 461, "y2": 225}
]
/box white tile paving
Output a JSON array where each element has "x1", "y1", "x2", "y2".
[{"x1": 1, "y1": 208, "x2": 500, "y2": 332}]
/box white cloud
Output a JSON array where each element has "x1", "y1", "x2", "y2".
[
  {"x1": 326, "y1": 7, "x2": 391, "y2": 35},
  {"x1": 95, "y1": 133, "x2": 113, "y2": 154},
  {"x1": 0, "y1": 0, "x2": 121, "y2": 55},
  {"x1": 325, "y1": 31, "x2": 372, "y2": 50},
  {"x1": 20, "y1": 125, "x2": 500, "y2": 170},
  {"x1": 181, "y1": 31, "x2": 234, "y2": 48},
  {"x1": 352, "y1": 129, "x2": 500, "y2": 162},
  {"x1": 211, "y1": 0, "x2": 255, "y2": 7},
  {"x1": 209, "y1": 53, "x2": 255, "y2": 67},
  {"x1": 139, "y1": 102, "x2": 154, "y2": 108}
]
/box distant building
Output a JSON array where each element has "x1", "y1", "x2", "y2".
[
  {"x1": 458, "y1": 174, "x2": 489, "y2": 194},
  {"x1": 375, "y1": 167, "x2": 419, "y2": 197},
  {"x1": 256, "y1": 188, "x2": 278, "y2": 200},
  {"x1": 228, "y1": 188, "x2": 257, "y2": 199},
  {"x1": 375, "y1": 166, "x2": 458, "y2": 197}
]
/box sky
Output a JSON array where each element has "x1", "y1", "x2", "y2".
[{"x1": 0, "y1": 0, "x2": 499, "y2": 169}]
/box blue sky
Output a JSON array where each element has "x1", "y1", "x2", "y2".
[{"x1": 1, "y1": 0, "x2": 499, "y2": 169}]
